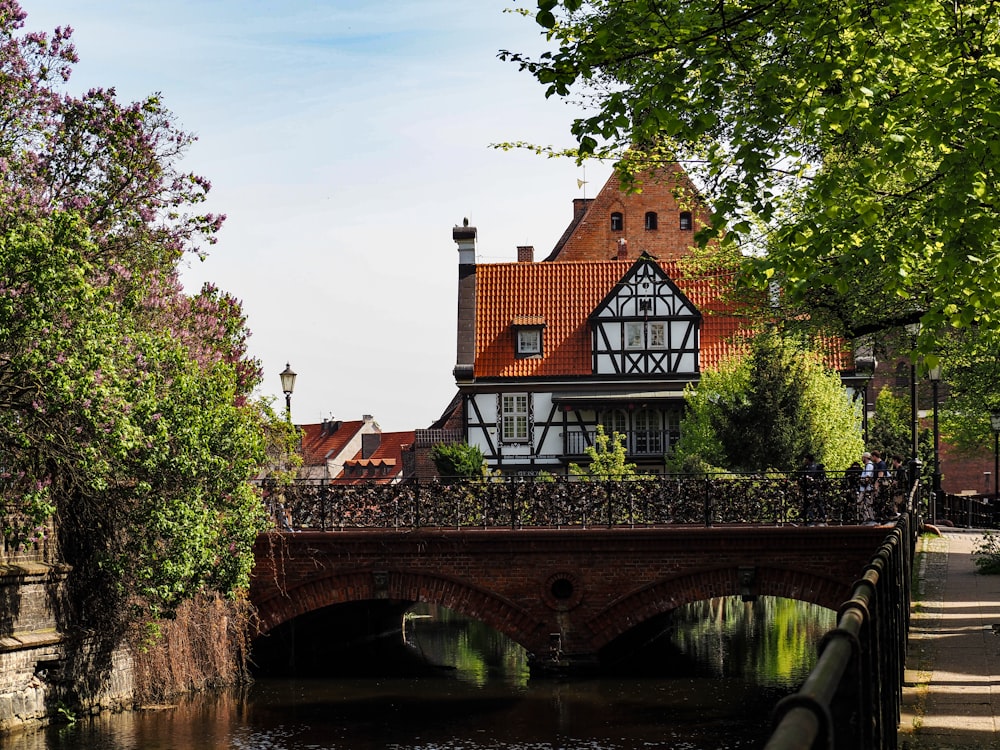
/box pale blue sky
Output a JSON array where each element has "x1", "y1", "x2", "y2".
[{"x1": 23, "y1": 1, "x2": 612, "y2": 431}]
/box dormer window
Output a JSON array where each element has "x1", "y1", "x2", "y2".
[
  {"x1": 679, "y1": 211, "x2": 693, "y2": 231},
  {"x1": 611, "y1": 212, "x2": 624, "y2": 231},
  {"x1": 644, "y1": 211, "x2": 658, "y2": 230},
  {"x1": 517, "y1": 328, "x2": 541, "y2": 356},
  {"x1": 512, "y1": 315, "x2": 546, "y2": 358}
]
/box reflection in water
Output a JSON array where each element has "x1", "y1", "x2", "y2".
[{"x1": 14, "y1": 596, "x2": 834, "y2": 750}]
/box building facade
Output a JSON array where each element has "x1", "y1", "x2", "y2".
[{"x1": 445, "y1": 166, "x2": 855, "y2": 475}]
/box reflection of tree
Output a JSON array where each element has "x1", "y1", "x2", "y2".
[
  {"x1": 669, "y1": 596, "x2": 836, "y2": 688},
  {"x1": 403, "y1": 603, "x2": 530, "y2": 688}
]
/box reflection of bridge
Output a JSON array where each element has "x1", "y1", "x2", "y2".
[{"x1": 250, "y1": 523, "x2": 893, "y2": 669}]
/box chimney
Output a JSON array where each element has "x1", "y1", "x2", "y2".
[
  {"x1": 361, "y1": 432, "x2": 381, "y2": 459},
  {"x1": 517, "y1": 245, "x2": 534, "y2": 263},
  {"x1": 453, "y1": 219, "x2": 477, "y2": 383},
  {"x1": 617, "y1": 237, "x2": 628, "y2": 260},
  {"x1": 573, "y1": 198, "x2": 592, "y2": 221}
]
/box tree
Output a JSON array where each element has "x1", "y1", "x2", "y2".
[
  {"x1": 430, "y1": 442, "x2": 486, "y2": 480},
  {"x1": 667, "y1": 332, "x2": 863, "y2": 473},
  {"x1": 0, "y1": 5, "x2": 267, "y2": 635},
  {"x1": 504, "y1": 1, "x2": 1000, "y2": 355},
  {"x1": 569, "y1": 425, "x2": 638, "y2": 480},
  {"x1": 935, "y1": 328, "x2": 1000, "y2": 456},
  {"x1": 868, "y1": 388, "x2": 912, "y2": 463}
]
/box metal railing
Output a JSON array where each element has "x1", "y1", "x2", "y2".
[
  {"x1": 932, "y1": 493, "x2": 998, "y2": 529},
  {"x1": 765, "y1": 513, "x2": 916, "y2": 749},
  {"x1": 564, "y1": 428, "x2": 676, "y2": 456},
  {"x1": 260, "y1": 473, "x2": 917, "y2": 531}
]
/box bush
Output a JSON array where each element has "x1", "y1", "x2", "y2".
[{"x1": 972, "y1": 531, "x2": 1000, "y2": 574}]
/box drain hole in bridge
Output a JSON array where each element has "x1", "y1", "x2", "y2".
[{"x1": 550, "y1": 578, "x2": 574, "y2": 600}]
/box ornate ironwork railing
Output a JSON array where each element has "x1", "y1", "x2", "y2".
[{"x1": 259, "y1": 474, "x2": 916, "y2": 531}]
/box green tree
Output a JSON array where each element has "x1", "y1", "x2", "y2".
[
  {"x1": 569, "y1": 424, "x2": 638, "y2": 480},
  {"x1": 505, "y1": 0, "x2": 1000, "y2": 354},
  {"x1": 430, "y1": 442, "x2": 486, "y2": 480},
  {"x1": 0, "y1": 214, "x2": 269, "y2": 624},
  {"x1": 0, "y1": 6, "x2": 269, "y2": 640},
  {"x1": 936, "y1": 328, "x2": 1000, "y2": 456},
  {"x1": 667, "y1": 333, "x2": 863, "y2": 472},
  {"x1": 869, "y1": 388, "x2": 912, "y2": 462}
]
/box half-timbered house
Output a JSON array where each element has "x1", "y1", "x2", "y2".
[{"x1": 444, "y1": 166, "x2": 856, "y2": 476}]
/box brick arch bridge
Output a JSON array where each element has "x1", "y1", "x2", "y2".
[{"x1": 250, "y1": 525, "x2": 891, "y2": 668}]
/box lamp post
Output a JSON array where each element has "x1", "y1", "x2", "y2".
[
  {"x1": 991, "y1": 412, "x2": 1000, "y2": 500},
  {"x1": 280, "y1": 363, "x2": 297, "y2": 422},
  {"x1": 929, "y1": 364, "x2": 942, "y2": 524}
]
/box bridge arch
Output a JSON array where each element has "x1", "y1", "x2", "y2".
[
  {"x1": 255, "y1": 568, "x2": 546, "y2": 652},
  {"x1": 587, "y1": 565, "x2": 847, "y2": 653},
  {"x1": 251, "y1": 527, "x2": 891, "y2": 668}
]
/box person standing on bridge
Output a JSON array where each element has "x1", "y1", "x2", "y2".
[
  {"x1": 800, "y1": 454, "x2": 825, "y2": 524},
  {"x1": 859, "y1": 452, "x2": 876, "y2": 524}
]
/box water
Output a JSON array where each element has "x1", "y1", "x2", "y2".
[{"x1": 10, "y1": 597, "x2": 834, "y2": 750}]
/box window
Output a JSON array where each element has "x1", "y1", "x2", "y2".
[
  {"x1": 626, "y1": 321, "x2": 666, "y2": 349},
  {"x1": 502, "y1": 394, "x2": 529, "y2": 442},
  {"x1": 644, "y1": 211, "x2": 658, "y2": 230},
  {"x1": 679, "y1": 211, "x2": 693, "y2": 231},
  {"x1": 634, "y1": 409, "x2": 662, "y2": 454},
  {"x1": 648, "y1": 322, "x2": 666, "y2": 348},
  {"x1": 601, "y1": 409, "x2": 627, "y2": 438},
  {"x1": 516, "y1": 328, "x2": 542, "y2": 357},
  {"x1": 611, "y1": 212, "x2": 623, "y2": 231}
]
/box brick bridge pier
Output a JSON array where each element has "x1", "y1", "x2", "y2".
[{"x1": 250, "y1": 524, "x2": 890, "y2": 670}]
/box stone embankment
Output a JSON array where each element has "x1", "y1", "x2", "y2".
[{"x1": 0, "y1": 541, "x2": 133, "y2": 732}]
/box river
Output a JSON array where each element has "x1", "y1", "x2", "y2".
[{"x1": 10, "y1": 596, "x2": 834, "y2": 750}]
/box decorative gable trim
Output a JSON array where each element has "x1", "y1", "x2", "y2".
[{"x1": 589, "y1": 253, "x2": 702, "y2": 376}]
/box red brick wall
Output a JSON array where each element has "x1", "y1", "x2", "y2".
[
  {"x1": 251, "y1": 526, "x2": 890, "y2": 663},
  {"x1": 550, "y1": 167, "x2": 715, "y2": 262}
]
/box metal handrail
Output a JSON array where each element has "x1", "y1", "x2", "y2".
[{"x1": 764, "y1": 514, "x2": 915, "y2": 749}]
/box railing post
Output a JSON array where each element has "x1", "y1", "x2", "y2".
[{"x1": 704, "y1": 477, "x2": 712, "y2": 527}]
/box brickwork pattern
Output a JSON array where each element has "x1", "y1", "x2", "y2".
[{"x1": 251, "y1": 526, "x2": 890, "y2": 661}]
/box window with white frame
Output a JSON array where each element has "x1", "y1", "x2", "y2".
[
  {"x1": 625, "y1": 321, "x2": 666, "y2": 349},
  {"x1": 516, "y1": 328, "x2": 542, "y2": 357},
  {"x1": 501, "y1": 393, "x2": 529, "y2": 442}
]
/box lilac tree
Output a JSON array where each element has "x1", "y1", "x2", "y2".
[{"x1": 0, "y1": 3, "x2": 272, "y2": 629}]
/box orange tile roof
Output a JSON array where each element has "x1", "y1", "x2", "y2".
[
  {"x1": 334, "y1": 430, "x2": 416, "y2": 485},
  {"x1": 474, "y1": 259, "x2": 748, "y2": 379},
  {"x1": 299, "y1": 420, "x2": 366, "y2": 466}
]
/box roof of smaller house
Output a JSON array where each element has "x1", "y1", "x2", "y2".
[
  {"x1": 334, "y1": 430, "x2": 416, "y2": 485},
  {"x1": 299, "y1": 420, "x2": 370, "y2": 466}
]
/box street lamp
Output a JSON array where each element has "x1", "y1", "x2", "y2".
[
  {"x1": 928, "y1": 363, "x2": 942, "y2": 524},
  {"x1": 280, "y1": 363, "x2": 297, "y2": 421},
  {"x1": 991, "y1": 412, "x2": 1000, "y2": 500}
]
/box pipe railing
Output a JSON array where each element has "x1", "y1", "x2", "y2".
[{"x1": 764, "y1": 513, "x2": 915, "y2": 749}]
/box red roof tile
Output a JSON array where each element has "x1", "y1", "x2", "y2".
[
  {"x1": 299, "y1": 420, "x2": 367, "y2": 466},
  {"x1": 474, "y1": 260, "x2": 749, "y2": 378},
  {"x1": 333, "y1": 430, "x2": 416, "y2": 485}
]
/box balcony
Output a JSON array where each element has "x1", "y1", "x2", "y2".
[{"x1": 564, "y1": 429, "x2": 674, "y2": 458}]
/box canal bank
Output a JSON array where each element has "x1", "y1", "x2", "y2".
[{"x1": 900, "y1": 529, "x2": 1000, "y2": 748}]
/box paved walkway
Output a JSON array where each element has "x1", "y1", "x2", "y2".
[{"x1": 900, "y1": 529, "x2": 1000, "y2": 749}]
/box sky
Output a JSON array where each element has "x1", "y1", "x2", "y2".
[{"x1": 24, "y1": 0, "x2": 614, "y2": 432}]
